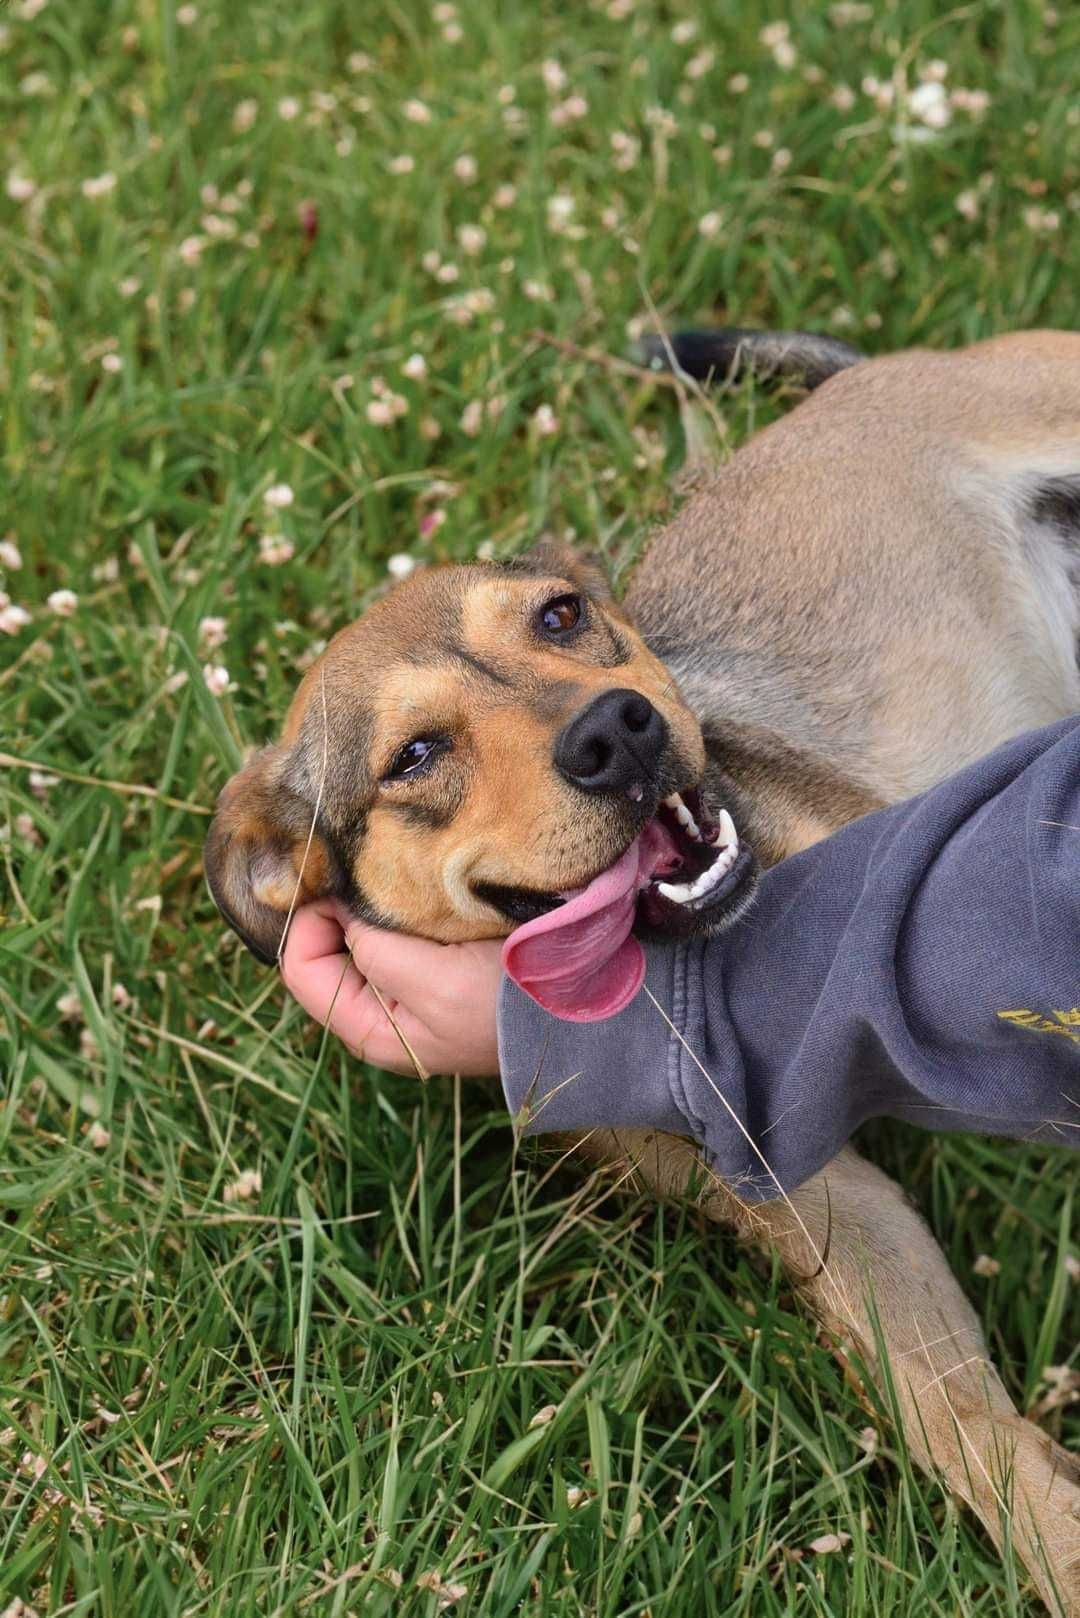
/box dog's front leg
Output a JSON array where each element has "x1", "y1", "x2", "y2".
[{"x1": 573, "y1": 1129, "x2": 1080, "y2": 1616}]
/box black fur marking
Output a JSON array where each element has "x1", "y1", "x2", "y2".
[
  {"x1": 634, "y1": 328, "x2": 863, "y2": 392},
  {"x1": 448, "y1": 643, "x2": 517, "y2": 688},
  {"x1": 1032, "y1": 477, "x2": 1080, "y2": 536},
  {"x1": 598, "y1": 624, "x2": 632, "y2": 668},
  {"x1": 473, "y1": 882, "x2": 564, "y2": 924},
  {"x1": 383, "y1": 798, "x2": 458, "y2": 831}
]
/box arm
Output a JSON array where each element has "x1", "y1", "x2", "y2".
[{"x1": 500, "y1": 714, "x2": 1080, "y2": 1197}]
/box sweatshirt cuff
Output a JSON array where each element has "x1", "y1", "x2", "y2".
[{"x1": 497, "y1": 944, "x2": 693, "y2": 1139}]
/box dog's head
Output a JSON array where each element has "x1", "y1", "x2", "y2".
[{"x1": 204, "y1": 543, "x2": 756, "y2": 968}]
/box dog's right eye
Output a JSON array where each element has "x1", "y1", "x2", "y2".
[{"x1": 384, "y1": 737, "x2": 446, "y2": 780}]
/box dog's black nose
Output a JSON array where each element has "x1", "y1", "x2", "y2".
[{"x1": 554, "y1": 688, "x2": 668, "y2": 795}]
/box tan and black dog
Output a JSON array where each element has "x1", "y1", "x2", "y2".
[{"x1": 207, "y1": 328, "x2": 1080, "y2": 1613}]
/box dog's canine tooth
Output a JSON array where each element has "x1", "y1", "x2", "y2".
[{"x1": 716, "y1": 808, "x2": 737, "y2": 849}]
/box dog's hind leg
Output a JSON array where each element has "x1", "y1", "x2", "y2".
[{"x1": 575, "y1": 1129, "x2": 1080, "y2": 1615}]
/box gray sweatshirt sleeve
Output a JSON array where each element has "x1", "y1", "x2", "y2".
[{"x1": 497, "y1": 715, "x2": 1080, "y2": 1200}]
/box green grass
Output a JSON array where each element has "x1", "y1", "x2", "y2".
[{"x1": 2, "y1": 0, "x2": 1079, "y2": 1612}]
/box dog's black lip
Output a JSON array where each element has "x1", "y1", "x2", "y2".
[{"x1": 473, "y1": 881, "x2": 565, "y2": 925}]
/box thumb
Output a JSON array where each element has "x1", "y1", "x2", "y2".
[{"x1": 337, "y1": 912, "x2": 452, "y2": 1002}]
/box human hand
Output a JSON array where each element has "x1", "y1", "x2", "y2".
[{"x1": 279, "y1": 901, "x2": 503, "y2": 1077}]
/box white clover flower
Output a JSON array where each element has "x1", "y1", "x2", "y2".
[
  {"x1": 387, "y1": 154, "x2": 415, "y2": 175},
  {"x1": 101, "y1": 353, "x2": 123, "y2": 373},
  {"x1": 118, "y1": 276, "x2": 141, "y2": 297},
  {"x1": 6, "y1": 173, "x2": 36, "y2": 201},
  {"x1": 459, "y1": 400, "x2": 484, "y2": 436},
  {"x1": 453, "y1": 153, "x2": 478, "y2": 182},
  {"x1": 263, "y1": 482, "x2": 294, "y2": 509},
  {"x1": 87, "y1": 1122, "x2": 111, "y2": 1148},
  {"x1": 541, "y1": 58, "x2": 567, "y2": 94},
  {"x1": 403, "y1": 98, "x2": 432, "y2": 124},
  {"x1": 955, "y1": 188, "x2": 979, "y2": 220},
  {"x1": 457, "y1": 223, "x2": 486, "y2": 255},
  {"x1": 178, "y1": 234, "x2": 206, "y2": 265},
  {"x1": 47, "y1": 589, "x2": 78, "y2": 616},
  {"x1": 831, "y1": 83, "x2": 856, "y2": 111},
  {"x1": 277, "y1": 96, "x2": 301, "y2": 121},
  {"x1": 698, "y1": 210, "x2": 723, "y2": 238},
  {"x1": 82, "y1": 172, "x2": 117, "y2": 199},
  {"x1": 0, "y1": 604, "x2": 31, "y2": 634},
  {"x1": 550, "y1": 94, "x2": 588, "y2": 126},
  {"x1": 348, "y1": 51, "x2": 373, "y2": 72},
  {"x1": 546, "y1": 192, "x2": 575, "y2": 231},
  {"x1": 387, "y1": 553, "x2": 417, "y2": 579},
  {"x1": 198, "y1": 615, "x2": 227, "y2": 650},
  {"x1": 233, "y1": 98, "x2": 258, "y2": 131},
  {"x1": 0, "y1": 538, "x2": 23, "y2": 569},
  {"x1": 258, "y1": 535, "x2": 295, "y2": 565},
  {"x1": 532, "y1": 403, "x2": 559, "y2": 437},
  {"x1": 908, "y1": 80, "x2": 951, "y2": 127},
  {"x1": 176, "y1": 3, "x2": 197, "y2": 23},
  {"x1": 223, "y1": 1169, "x2": 262, "y2": 1203},
  {"x1": 493, "y1": 183, "x2": 517, "y2": 208},
  {"x1": 610, "y1": 131, "x2": 641, "y2": 171},
  {"x1": 203, "y1": 663, "x2": 232, "y2": 695},
  {"x1": 402, "y1": 352, "x2": 428, "y2": 380}
]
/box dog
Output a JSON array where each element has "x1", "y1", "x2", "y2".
[{"x1": 206, "y1": 328, "x2": 1080, "y2": 1613}]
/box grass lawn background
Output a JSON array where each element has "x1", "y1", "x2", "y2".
[{"x1": 2, "y1": 0, "x2": 1078, "y2": 1612}]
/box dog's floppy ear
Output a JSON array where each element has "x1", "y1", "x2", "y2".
[
  {"x1": 503, "y1": 538, "x2": 614, "y2": 602},
  {"x1": 204, "y1": 746, "x2": 344, "y2": 965}
]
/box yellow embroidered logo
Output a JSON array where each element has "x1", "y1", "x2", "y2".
[{"x1": 997, "y1": 1008, "x2": 1080, "y2": 1045}]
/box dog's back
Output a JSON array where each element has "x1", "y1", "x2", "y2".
[{"x1": 630, "y1": 330, "x2": 1080, "y2": 859}]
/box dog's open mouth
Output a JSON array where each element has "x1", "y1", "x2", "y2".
[
  {"x1": 640, "y1": 788, "x2": 755, "y2": 929},
  {"x1": 501, "y1": 788, "x2": 756, "y2": 1023}
]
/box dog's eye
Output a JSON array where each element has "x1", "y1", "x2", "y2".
[
  {"x1": 384, "y1": 737, "x2": 445, "y2": 780},
  {"x1": 538, "y1": 593, "x2": 583, "y2": 638}
]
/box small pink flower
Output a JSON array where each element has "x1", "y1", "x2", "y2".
[{"x1": 47, "y1": 589, "x2": 78, "y2": 616}]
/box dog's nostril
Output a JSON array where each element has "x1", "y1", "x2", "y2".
[
  {"x1": 582, "y1": 738, "x2": 612, "y2": 777},
  {"x1": 621, "y1": 694, "x2": 653, "y2": 734}
]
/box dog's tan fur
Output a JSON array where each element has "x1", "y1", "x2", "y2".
[{"x1": 207, "y1": 329, "x2": 1080, "y2": 1612}]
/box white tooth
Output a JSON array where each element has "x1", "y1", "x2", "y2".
[
  {"x1": 662, "y1": 791, "x2": 703, "y2": 842},
  {"x1": 657, "y1": 843, "x2": 738, "y2": 906},
  {"x1": 716, "y1": 809, "x2": 737, "y2": 849}
]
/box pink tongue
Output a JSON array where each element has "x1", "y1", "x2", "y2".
[{"x1": 502, "y1": 821, "x2": 677, "y2": 1022}]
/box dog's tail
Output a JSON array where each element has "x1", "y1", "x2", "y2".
[{"x1": 634, "y1": 327, "x2": 863, "y2": 392}]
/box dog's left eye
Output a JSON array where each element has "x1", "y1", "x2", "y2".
[
  {"x1": 538, "y1": 593, "x2": 583, "y2": 638},
  {"x1": 384, "y1": 737, "x2": 445, "y2": 780}
]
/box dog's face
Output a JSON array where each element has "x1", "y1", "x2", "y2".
[{"x1": 205, "y1": 543, "x2": 756, "y2": 962}]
